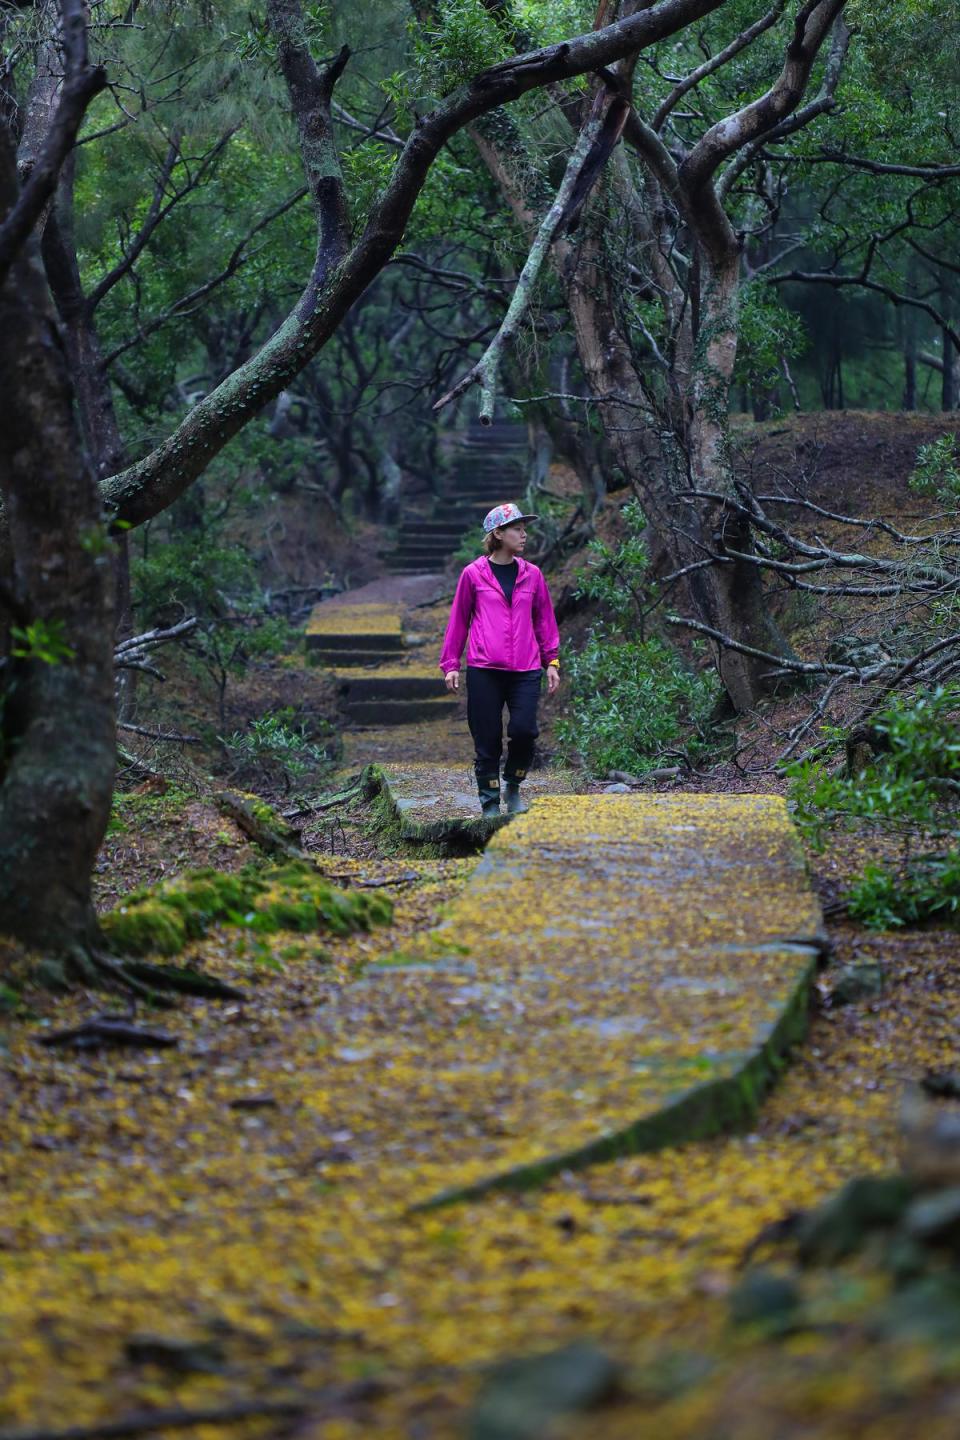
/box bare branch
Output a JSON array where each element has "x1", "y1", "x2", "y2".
[
  {"x1": 652, "y1": 0, "x2": 788, "y2": 131},
  {"x1": 88, "y1": 129, "x2": 237, "y2": 311},
  {"x1": 668, "y1": 613, "x2": 857, "y2": 675},
  {"x1": 102, "y1": 184, "x2": 309, "y2": 367},
  {"x1": 817, "y1": 151, "x2": 960, "y2": 179},
  {"x1": 771, "y1": 267, "x2": 960, "y2": 352},
  {"x1": 99, "y1": 0, "x2": 731, "y2": 529},
  {"x1": 434, "y1": 87, "x2": 628, "y2": 420}
]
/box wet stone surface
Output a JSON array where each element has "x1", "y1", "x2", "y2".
[{"x1": 316, "y1": 787, "x2": 827, "y2": 1205}]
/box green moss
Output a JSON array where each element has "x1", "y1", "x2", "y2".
[
  {"x1": 112, "y1": 786, "x2": 193, "y2": 823},
  {"x1": 103, "y1": 900, "x2": 188, "y2": 957},
  {"x1": 250, "y1": 797, "x2": 283, "y2": 827},
  {"x1": 101, "y1": 860, "x2": 393, "y2": 958}
]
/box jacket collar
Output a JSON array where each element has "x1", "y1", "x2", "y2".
[{"x1": 474, "y1": 553, "x2": 530, "y2": 585}]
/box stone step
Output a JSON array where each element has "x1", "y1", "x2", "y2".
[
  {"x1": 306, "y1": 630, "x2": 405, "y2": 651},
  {"x1": 308, "y1": 647, "x2": 406, "y2": 668},
  {"x1": 385, "y1": 563, "x2": 444, "y2": 575},
  {"x1": 305, "y1": 601, "x2": 407, "y2": 655},
  {"x1": 344, "y1": 696, "x2": 458, "y2": 725},
  {"x1": 399, "y1": 523, "x2": 468, "y2": 536},
  {"x1": 334, "y1": 668, "x2": 441, "y2": 702},
  {"x1": 392, "y1": 546, "x2": 457, "y2": 561}
]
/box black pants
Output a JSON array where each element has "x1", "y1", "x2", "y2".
[{"x1": 466, "y1": 666, "x2": 541, "y2": 784}]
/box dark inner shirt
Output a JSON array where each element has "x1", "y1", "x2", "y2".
[{"x1": 489, "y1": 558, "x2": 518, "y2": 604}]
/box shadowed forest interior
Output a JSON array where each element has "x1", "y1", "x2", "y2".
[{"x1": 2, "y1": 2, "x2": 960, "y2": 1437}]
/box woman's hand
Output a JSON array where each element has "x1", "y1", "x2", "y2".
[
  {"x1": 444, "y1": 670, "x2": 460, "y2": 692},
  {"x1": 546, "y1": 665, "x2": 560, "y2": 696}
]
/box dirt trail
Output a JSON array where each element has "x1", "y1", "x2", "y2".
[{"x1": 2, "y1": 547, "x2": 959, "y2": 1438}]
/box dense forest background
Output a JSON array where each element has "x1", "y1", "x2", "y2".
[{"x1": 2, "y1": 0, "x2": 960, "y2": 971}]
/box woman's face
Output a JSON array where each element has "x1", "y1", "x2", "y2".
[{"x1": 496, "y1": 521, "x2": 527, "y2": 557}]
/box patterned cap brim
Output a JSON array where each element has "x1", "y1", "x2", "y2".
[{"x1": 482, "y1": 511, "x2": 540, "y2": 531}]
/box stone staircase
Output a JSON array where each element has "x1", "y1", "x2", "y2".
[
  {"x1": 306, "y1": 601, "x2": 457, "y2": 725},
  {"x1": 386, "y1": 421, "x2": 529, "y2": 575}
]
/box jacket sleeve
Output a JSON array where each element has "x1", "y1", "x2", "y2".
[
  {"x1": 532, "y1": 569, "x2": 560, "y2": 666},
  {"x1": 439, "y1": 567, "x2": 475, "y2": 672}
]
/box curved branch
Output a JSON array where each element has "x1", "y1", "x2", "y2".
[
  {"x1": 434, "y1": 88, "x2": 629, "y2": 420},
  {"x1": 771, "y1": 268, "x2": 960, "y2": 352},
  {"x1": 98, "y1": 0, "x2": 729, "y2": 529},
  {"x1": 717, "y1": 12, "x2": 850, "y2": 202},
  {"x1": 652, "y1": 0, "x2": 788, "y2": 131},
  {"x1": 681, "y1": 0, "x2": 847, "y2": 195}
]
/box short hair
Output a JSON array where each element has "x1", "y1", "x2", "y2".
[{"x1": 482, "y1": 530, "x2": 504, "y2": 556}]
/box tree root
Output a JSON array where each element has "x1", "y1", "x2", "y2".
[
  {"x1": 39, "y1": 1016, "x2": 178, "y2": 1050},
  {"x1": 0, "y1": 1397, "x2": 306, "y2": 1440},
  {"x1": 119, "y1": 960, "x2": 245, "y2": 1000},
  {"x1": 51, "y1": 945, "x2": 246, "y2": 1007}
]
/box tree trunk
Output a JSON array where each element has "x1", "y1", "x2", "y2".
[
  {"x1": 568, "y1": 233, "x2": 795, "y2": 711},
  {"x1": 685, "y1": 250, "x2": 796, "y2": 711},
  {"x1": 40, "y1": 162, "x2": 139, "y2": 714},
  {"x1": 0, "y1": 131, "x2": 115, "y2": 966},
  {"x1": 942, "y1": 329, "x2": 958, "y2": 412},
  {"x1": 902, "y1": 266, "x2": 918, "y2": 411}
]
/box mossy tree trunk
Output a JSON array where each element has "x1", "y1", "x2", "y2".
[{"x1": 0, "y1": 111, "x2": 116, "y2": 966}]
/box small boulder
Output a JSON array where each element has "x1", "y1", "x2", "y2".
[
  {"x1": 905, "y1": 1186, "x2": 960, "y2": 1248},
  {"x1": 728, "y1": 1268, "x2": 800, "y2": 1330},
  {"x1": 798, "y1": 1174, "x2": 913, "y2": 1265},
  {"x1": 468, "y1": 1341, "x2": 619, "y2": 1440},
  {"x1": 829, "y1": 960, "x2": 884, "y2": 1007}
]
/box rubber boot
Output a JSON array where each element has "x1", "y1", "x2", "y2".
[
  {"x1": 478, "y1": 776, "x2": 501, "y2": 819},
  {"x1": 504, "y1": 781, "x2": 528, "y2": 815}
]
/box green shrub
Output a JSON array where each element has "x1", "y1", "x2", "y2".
[
  {"x1": 556, "y1": 497, "x2": 719, "y2": 776},
  {"x1": 785, "y1": 683, "x2": 960, "y2": 928},
  {"x1": 846, "y1": 852, "x2": 960, "y2": 930},
  {"x1": 573, "y1": 499, "x2": 651, "y2": 627},
  {"x1": 555, "y1": 633, "x2": 719, "y2": 776},
  {"x1": 908, "y1": 433, "x2": 960, "y2": 504},
  {"x1": 223, "y1": 708, "x2": 335, "y2": 791}
]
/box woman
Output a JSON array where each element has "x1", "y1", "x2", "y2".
[{"x1": 439, "y1": 502, "x2": 561, "y2": 817}]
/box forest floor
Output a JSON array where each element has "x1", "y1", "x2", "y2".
[{"x1": 3, "y1": 412, "x2": 960, "y2": 1439}]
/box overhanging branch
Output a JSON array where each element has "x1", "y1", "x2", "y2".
[{"x1": 96, "y1": 0, "x2": 730, "y2": 530}]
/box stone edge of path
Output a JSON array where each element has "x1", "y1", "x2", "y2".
[
  {"x1": 361, "y1": 762, "x2": 506, "y2": 847},
  {"x1": 411, "y1": 940, "x2": 824, "y2": 1211},
  {"x1": 362, "y1": 769, "x2": 831, "y2": 1211}
]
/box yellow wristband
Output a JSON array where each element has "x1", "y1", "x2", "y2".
[{"x1": 548, "y1": 659, "x2": 560, "y2": 668}]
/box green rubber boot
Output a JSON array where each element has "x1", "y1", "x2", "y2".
[
  {"x1": 504, "y1": 781, "x2": 528, "y2": 815},
  {"x1": 478, "y1": 777, "x2": 501, "y2": 819}
]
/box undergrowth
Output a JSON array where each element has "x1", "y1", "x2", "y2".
[
  {"x1": 555, "y1": 499, "x2": 720, "y2": 776},
  {"x1": 102, "y1": 861, "x2": 393, "y2": 957},
  {"x1": 786, "y1": 683, "x2": 960, "y2": 927}
]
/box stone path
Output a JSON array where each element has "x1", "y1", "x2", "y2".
[
  {"x1": 304, "y1": 592, "x2": 827, "y2": 1206},
  {"x1": 387, "y1": 419, "x2": 527, "y2": 574}
]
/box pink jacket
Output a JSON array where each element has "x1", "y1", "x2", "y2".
[{"x1": 439, "y1": 555, "x2": 561, "y2": 673}]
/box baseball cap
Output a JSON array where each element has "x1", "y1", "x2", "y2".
[{"x1": 482, "y1": 502, "x2": 540, "y2": 534}]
